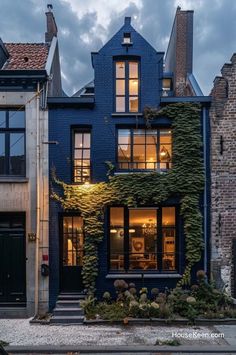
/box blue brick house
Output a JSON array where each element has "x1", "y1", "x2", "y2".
[{"x1": 48, "y1": 9, "x2": 211, "y2": 310}]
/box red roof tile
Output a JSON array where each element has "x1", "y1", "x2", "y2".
[{"x1": 3, "y1": 43, "x2": 49, "y2": 70}]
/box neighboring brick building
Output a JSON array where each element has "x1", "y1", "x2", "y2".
[{"x1": 210, "y1": 54, "x2": 236, "y2": 297}]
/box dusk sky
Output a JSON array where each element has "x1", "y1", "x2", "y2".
[{"x1": 1, "y1": 0, "x2": 236, "y2": 96}]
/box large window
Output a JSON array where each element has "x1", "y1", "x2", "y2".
[
  {"x1": 73, "y1": 130, "x2": 91, "y2": 183},
  {"x1": 117, "y1": 128, "x2": 172, "y2": 170},
  {"x1": 109, "y1": 206, "x2": 177, "y2": 272},
  {"x1": 115, "y1": 60, "x2": 139, "y2": 113},
  {"x1": 0, "y1": 110, "x2": 25, "y2": 176}
]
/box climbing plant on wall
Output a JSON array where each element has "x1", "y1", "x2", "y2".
[{"x1": 52, "y1": 103, "x2": 205, "y2": 293}]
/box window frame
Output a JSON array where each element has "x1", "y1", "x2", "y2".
[
  {"x1": 116, "y1": 127, "x2": 172, "y2": 171},
  {"x1": 0, "y1": 109, "x2": 26, "y2": 177},
  {"x1": 107, "y1": 205, "x2": 179, "y2": 274},
  {"x1": 114, "y1": 59, "x2": 140, "y2": 113},
  {"x1": 71, "y1": 127, "x2": 92, "y2": 184}
]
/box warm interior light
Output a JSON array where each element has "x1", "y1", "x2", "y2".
[
  {"x1": 129, "y1": 229, "x2": 135, "y2": 233},
  {"x1": 110, "y1": 229, "x2": 118, "y2": 234}
]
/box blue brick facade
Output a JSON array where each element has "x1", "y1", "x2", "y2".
[{"x1": 48, "y1": 18, "x2": 210, "y2": 309}]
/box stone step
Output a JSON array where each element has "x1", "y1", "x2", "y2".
[
  {"x1": 50, "y1": 315, "x2": 84, "y2": 324},
  {"x1": 57, "y1": 294, "x2": 85, "y2": 301},
  {"x1": 56, "y1": 299, "x2": 82, "y2": 308},
  {"x1": 54, "y1": 307, "x2": 84, "y2": 316}
]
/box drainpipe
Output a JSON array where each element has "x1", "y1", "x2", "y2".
[
  {"x1": 34, "y1": 82, "x2": 41, "y2": 316},
  {"x1": 203, "y1": 106, "x2": 208, "y2": 274}
]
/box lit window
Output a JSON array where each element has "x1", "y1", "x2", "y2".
[
  {"x1": 63, "y1": 216, "x2": 84, "y2": 266},
  {"x1": 115, "y1": 60, "x2": 139, "y2": 112},
  {"x1": 117, "y1": 128, "x2": 172, "y2": 170},
  {"x1": 0, "y1": 109, "x2": 25, "y2": 176},
  {"x1": 73, "y1": 131, "x2": 91, "y2": 183},
  {"x1": 123, "y1": 32, "x2": 131, "y2": 44},
  {"x1": 109, "y1": 207, "x2": 177, "y2": 272}
]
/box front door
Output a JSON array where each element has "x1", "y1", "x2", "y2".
[
  {"x1": 60, "y1": 215, "x2": 84, "y2": 292},
  {"x1": 0, "y1": 213, "x2": 26, "y2": 306}
]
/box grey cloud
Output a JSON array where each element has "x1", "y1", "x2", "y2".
[{"x1": 0, "y1": 0, "x2": 236, "y2": 95}]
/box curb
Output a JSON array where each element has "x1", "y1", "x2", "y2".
[{"x1": 5, "y1": 344, "x2": 236, "y2": 353}]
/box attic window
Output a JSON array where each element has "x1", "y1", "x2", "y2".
[{"x1": 122, "y1": 33, "x2": 132, "y2": 45}]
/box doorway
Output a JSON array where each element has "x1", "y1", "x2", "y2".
[
  {"x1": 0, "y1": 213, "x2": 26, "y2": 306},
  {"x1": 60, "y1": 215, "x2": 84, "y2": 292}
]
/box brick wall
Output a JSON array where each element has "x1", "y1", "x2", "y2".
[{"x1": 210, "y1": 54, "x2": 236, "y2": 296}]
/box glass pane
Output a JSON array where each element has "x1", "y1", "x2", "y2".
[
  {"x1": 129, "y1": 80, "x2": 138, "y2": 95},
  {"x1": 0, "y1": 215, "x2": 10, "y2": 228},
  {"x1": 129, "y1": 62, "x2": 138, "y2": 78},
  {"x1": 10, "y1": 133, "x2": 25, "y2": 175},
  {"x1": 116, "y1": 97, "x2": 125, "y2": 112},
  {"x1": 160, "y1": 144, "x2": 172, "y2": 164},
  {"x1": 116, "y1": 62, "x2": 125, "y2": 78},
  {"x1": 118, "y1": 129, "x2": 131, "y2": 145},
  {"x1": 163, "y1": 78, "x2": 172, "y2": 91},
  {"x1": 160, "y1": 130, "x2": 172, "y2": 144},
  {"x1": 133, "y1": 145, "x2": 145, "y2": 162},
  {"x1": 146, "y1": 145, "x2": 157, "y2": 163},
  {"x1": 129, "y1": 209, "x2": 157, "y2": 270},
  {"x1": 63, "y1": 217, "x2": 73, "y2": 233},
  {"x1": 146, "y1": 130, "x2": 157, "y2": 144},
  {"x1": 162, "y1": 227, "x2": 176, "y2": 271},
  {"x1": 9, "y1": 111, "x2": 25, "y2": 128},
  {"x1": 75, "y1": 150, "x2": 82, "y2": 159},
  {"x1": 118, "y1": 145, "x2": 131, "y2": 162},
  {"x1": 83, "y1": 149, "x2": 90, "y2": 159},
  {"x1": 0, "y1": 111, "x2": 6, "y2": 128},
  {"x1": 0, "y1": 134, "x2": 5, "y2": 174},
  {"x1": 110, "y1": 207, "x2": 124, "y2": 270},
  {"x1": 162, "y1": 207, "x2": 175, "y2": 226},
  {"x1": 75, "y1": 133, "x2": 83, "y2": 148},
  {"x1": 63, "y1": 216, "x2": 83, "y2": 266},
  {"x1": 83, "y1": 133, "x2": 91, "y2": 148},
  {"x1": 129, "y1": 97, "x2": 138, "y2": 112},
  {"x1": 116, "y1": 80, "x2": 125, "y2": 95},
  {"x1": 133, "y1": 129, "x2": 145, "y2": 144}
]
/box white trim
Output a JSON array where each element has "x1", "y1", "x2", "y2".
[{"x1": 45, "y1": 36, "x2": 57, "y2": 75}]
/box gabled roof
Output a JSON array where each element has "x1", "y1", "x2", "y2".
[
  {"x1": 72, "y1": 80, "x2": 94, "y2": 97},
  {"x1": 2, "y1": 43, "x2": 49, "y2": 70}
]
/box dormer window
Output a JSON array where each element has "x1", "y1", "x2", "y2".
[{"x1": 115, "y1": 60, "x2": 139, "y2": 113}]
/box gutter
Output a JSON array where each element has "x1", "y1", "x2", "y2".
[
  {"x1": 203, "y1": 106, "x2": 208, "y2": 274},
  {"x1": 34, "y1": 82, "x2": 41, "y2": 316}
]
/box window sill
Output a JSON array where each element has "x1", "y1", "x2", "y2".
[
  {"x1": 114, "y1": 170, "x2": 169, "y2": 175},
  {"x1": 106, "y1": 273, "x2": 182, "y2": 279},
  {"x1": 0, "y1": 177, "x2": 29, "y2": 183},
  {"x1": 111, "y1": 113, "x2": 143, "y2": 117}
]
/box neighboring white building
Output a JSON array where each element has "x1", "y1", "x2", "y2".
[{"x1": 0, "y1": 5, "x2": 62, "y2": 317}]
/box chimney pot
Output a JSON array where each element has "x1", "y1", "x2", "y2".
[{"x1": 124, "y1": 17, "x2": 131, "y2": 26}]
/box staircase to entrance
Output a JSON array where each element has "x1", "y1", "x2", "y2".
[{"x1": 50, "y1": 292, "x2": 85, "y2": 324}]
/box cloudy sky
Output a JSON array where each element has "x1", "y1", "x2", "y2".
[{"x1": 1, "y1": 0, "x2": 236, "y2": 96}]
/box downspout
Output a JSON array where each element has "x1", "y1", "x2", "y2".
[
  {"x1": 34, "y1": 82, "x2": 41, "y2": 316},
  {"x1": 203, "y1": 106, "x2": 208, "y2": 274}
]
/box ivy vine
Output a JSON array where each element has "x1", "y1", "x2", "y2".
[{"x1": 52, "y1": 103, "x2": 204, "y2": 293}]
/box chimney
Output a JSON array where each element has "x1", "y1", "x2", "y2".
[
  {"x1": 45, "y1": 4, "x2": 58, "y2": 43},
  {"x1": 165, "y1": 7, "x2": 194, "y2": 96}
]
